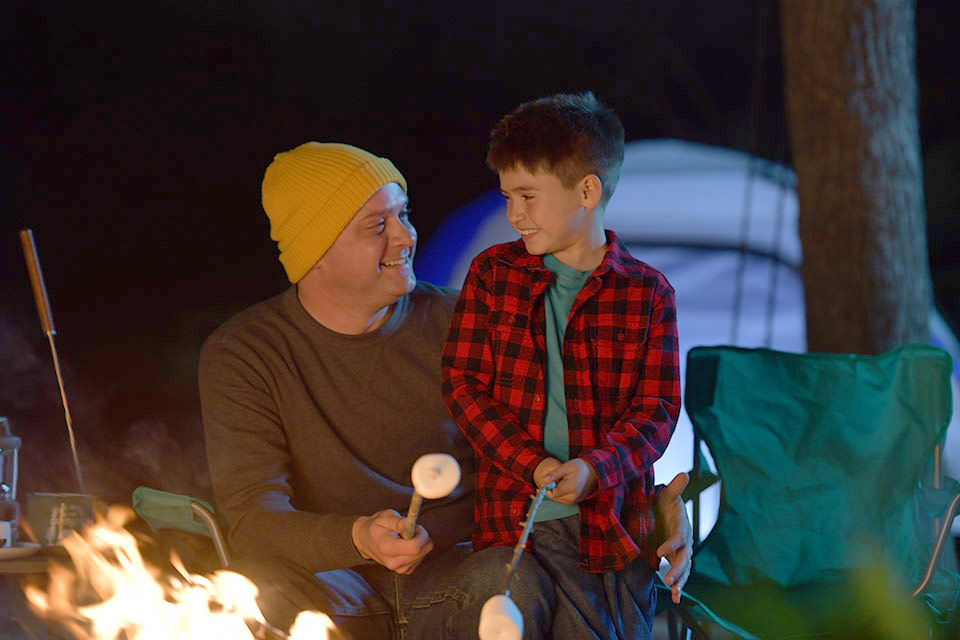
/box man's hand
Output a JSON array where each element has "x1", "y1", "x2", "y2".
[
  {"x1": 351, "y1": 509, "x2": 434, "y2": 574},
  {"x1": 654, "y1": 472, "x2": 693, "y2": 604},
  {"x1": 543, "y1": 458, "x2": 597, "y2": 505}
]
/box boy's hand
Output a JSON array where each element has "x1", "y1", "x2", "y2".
[
  {"x1": 543, "y1": 458, "x2": 597, "y2": 505},
  {"x1": 352, "y1": 509, "x2": 434, "y2": 574},
  {"x1": 534, "y1": 457, "x2": 563, "y2": 488}
]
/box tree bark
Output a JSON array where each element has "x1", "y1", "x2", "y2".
[{"x1": 780, "y1": 0, "x2": 932, "y2": 354}]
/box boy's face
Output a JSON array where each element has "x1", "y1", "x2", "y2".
[{"x1": 498, "y1": 165, "x2": 601, "y2": 263}]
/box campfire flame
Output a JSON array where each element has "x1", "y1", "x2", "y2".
[{"x1": 24, "y1": 506, "x2": 338, "y2": 640}]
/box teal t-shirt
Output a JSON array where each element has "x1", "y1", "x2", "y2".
[{"x1": 535, "y1": 253, "x2": 592, "y2": 522}]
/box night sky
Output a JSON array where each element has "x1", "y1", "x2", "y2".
[{"x1": 2, "y1": 1, "x2": 958, "y2": 504}]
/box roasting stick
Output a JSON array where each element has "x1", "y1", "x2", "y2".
[
  {"x1": 478, "y1": 481, "x2": 556, "y2": 640},
  {"x1": 18, "y1": 229, "x2": 87, "y2": 495},
  {"x1": 402, "y1": 453, "x2": 461, "y2": 540}
]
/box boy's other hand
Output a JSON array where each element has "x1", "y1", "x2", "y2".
[
  {"x1": 543, "y1": 458, "x2": 597, "y2": 504},
  {"x1": 534, "y1": 457, "x2": 563, "y2": 488},
  {"x1": 352, "y1": 509, "x2": 434, "y2": 574}
]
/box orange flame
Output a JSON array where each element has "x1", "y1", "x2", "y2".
[{"x1": 24, "y1": 506, "x2": 337, "y2": 639}]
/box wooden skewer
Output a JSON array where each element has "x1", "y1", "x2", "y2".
[
  {"x1": 478, "y1": 482, "x2": 556, "y2": 640},
  {"x1": 503, "y1": 481, "x2": 555, "y2": 597},
  {"x1": 402, "y1": 492, "x2": 423, "y2": 540},
  {"x1": 19, "y1": 229, "x2": 87, "y2": 496}
]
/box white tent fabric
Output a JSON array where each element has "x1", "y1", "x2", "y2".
[{"x1": 416, "y1": 138, "x2": 960, "y2": 538}]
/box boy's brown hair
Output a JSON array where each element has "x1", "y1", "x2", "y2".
[{"x1": 486, "y1": 91, "x2": 625, "y2": 207}]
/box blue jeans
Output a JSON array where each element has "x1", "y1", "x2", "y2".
[
  {"x1": 229, "y1": 542, "x2": 490, "y2": 638},
  {"x1": 521, "y1": 516, "x2": 656, "y2": 639},
  {"x1": 232, "y1": 517, "x2": 654, "y2": 639}
]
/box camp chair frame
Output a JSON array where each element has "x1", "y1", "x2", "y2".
[
  {"x1": 132, "y1": 486, "x2": 231, "y2": 569},
  {"x1": 187, "y1": 499, "x2": 231, "y2": 568},
  {"x1": 665, "y1": 344, "x2": 960, "y2": 640},
  {"x1": 913, "y1": 445, "x2": 960, "y2": 597}
]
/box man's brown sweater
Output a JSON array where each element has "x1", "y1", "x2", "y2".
[{"x1": 199, "y1": 283, "x2": 474, "y2": 573}]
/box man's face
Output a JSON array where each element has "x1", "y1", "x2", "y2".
[
  {"x1": 498, "y1": 165, "x2": 594, "y2": 260},
  {"x1": 314, "y1": 182, "x2": 417, "y2": 311}
]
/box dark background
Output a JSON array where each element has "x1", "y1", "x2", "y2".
[{"x1": 2, "y1": 1, "x2": 958, "y2": 505}]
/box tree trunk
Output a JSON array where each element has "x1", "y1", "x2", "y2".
[{"x1": 780, "y1": 0, "x2": 932, "y2": 354}]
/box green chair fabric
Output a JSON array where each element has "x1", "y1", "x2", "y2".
[
  {"x1": 131, "y1": 486, "x2": 232, "y2": 569},
  {"x1": 131, "y1": 486, "x2": 219, "y2": 538},
  {"x1": 676, "y1": 344, "x2": 957, "y2": 638}
]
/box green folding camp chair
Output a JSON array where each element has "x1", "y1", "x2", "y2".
[
  {"x1": 131, "y1": 486, "x2": 231, "y2": 569},
  {"x1": 662, "y1": 344, "x2": 960, "y2": 639}
]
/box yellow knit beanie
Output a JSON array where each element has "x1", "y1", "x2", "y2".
[{"x1": 261, "y1": 142, "x2": 407, "y2": 282}]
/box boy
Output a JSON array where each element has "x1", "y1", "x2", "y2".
[{"x1": 441, "y1": 92, "x2": 681, "y2": 638}]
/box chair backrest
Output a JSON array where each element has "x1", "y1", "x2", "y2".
[{"x1": 686, "y1": 344, "x2": 953, "y2": 589}]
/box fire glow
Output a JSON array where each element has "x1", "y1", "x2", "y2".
[{"x1": 23, "y1": 506, "x2": 339, "y2": 640}]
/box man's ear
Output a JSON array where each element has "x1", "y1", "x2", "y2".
[{"x1": 580, "y1": 174, "x2": 603, "y2": 209}]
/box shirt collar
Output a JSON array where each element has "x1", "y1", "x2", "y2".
[
  {"x1": 499, "y1": 229, "x2": 638, "y2": 278},
  {"x1": 500, "y1": 238, "x2": 545, "y2": 270},
  {"x1": 597, "y1": 230, "x2": 640, "y2": 278}
]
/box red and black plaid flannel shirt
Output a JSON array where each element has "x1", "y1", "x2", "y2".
[{"x1": 441, "y1": 231, "x2": 681, "y2": 572}]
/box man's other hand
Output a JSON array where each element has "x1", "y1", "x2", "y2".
[
  {"x1": 654, "y1": 472, "x2": 693, "y2": 604},
  {"x1": 351, "y1": 509, "x2": 434, "y2": 574}
]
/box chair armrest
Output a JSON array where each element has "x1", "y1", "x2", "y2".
[
  {"x1": 189, "y1": 501, "x2": 231, "y2": 568},
  {"x1": 912, "y1": 477, "x2": 960, "y2": 596},
  {"x1": 131, "y1": 486, "x2": 230, "y2": 569}
]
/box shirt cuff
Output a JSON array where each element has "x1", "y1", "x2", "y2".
[{"x1": 580, "y1": 448, "x2": 623, "y2": 493}]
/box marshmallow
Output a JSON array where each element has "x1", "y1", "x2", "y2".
[
  {"x1": 410, "y1": 453, "x2": 461, "y2": 499},
  {"x1": 478, "y1": 594, "x2": 523, "y2": 640}
]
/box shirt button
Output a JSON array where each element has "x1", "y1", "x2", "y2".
[
  {"x1": 505, "y1": 313, "x2": 514, "y2": 324},
  {"x1": 511, "y1": 506, "x2": 520, "y2": 516},
  {"x1": 533, "y1": 395, "x2": 541, "y2": 404},
  {"x1": 617, "y1": 330, "x2": 625, "y2": 341}
]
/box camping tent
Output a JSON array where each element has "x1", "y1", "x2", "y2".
[{"x1": 415, "y1": 138, "x2": 960, "y2": 537}]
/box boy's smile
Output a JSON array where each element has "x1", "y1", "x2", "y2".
[{"x1": 498, "y1": 166, "x2": 607, "y2": 271}]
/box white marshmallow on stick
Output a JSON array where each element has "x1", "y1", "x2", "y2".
[
  {"x1": 478, "y1": 595, "x2": 523, "y2": 640},
  {"x1": 402, "y1": 453, "x2": 461, "y2": 540}
]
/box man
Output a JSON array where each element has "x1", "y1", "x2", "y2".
[{"x1": 200, "y1": 142, "x2": 692, "y2": 639}]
